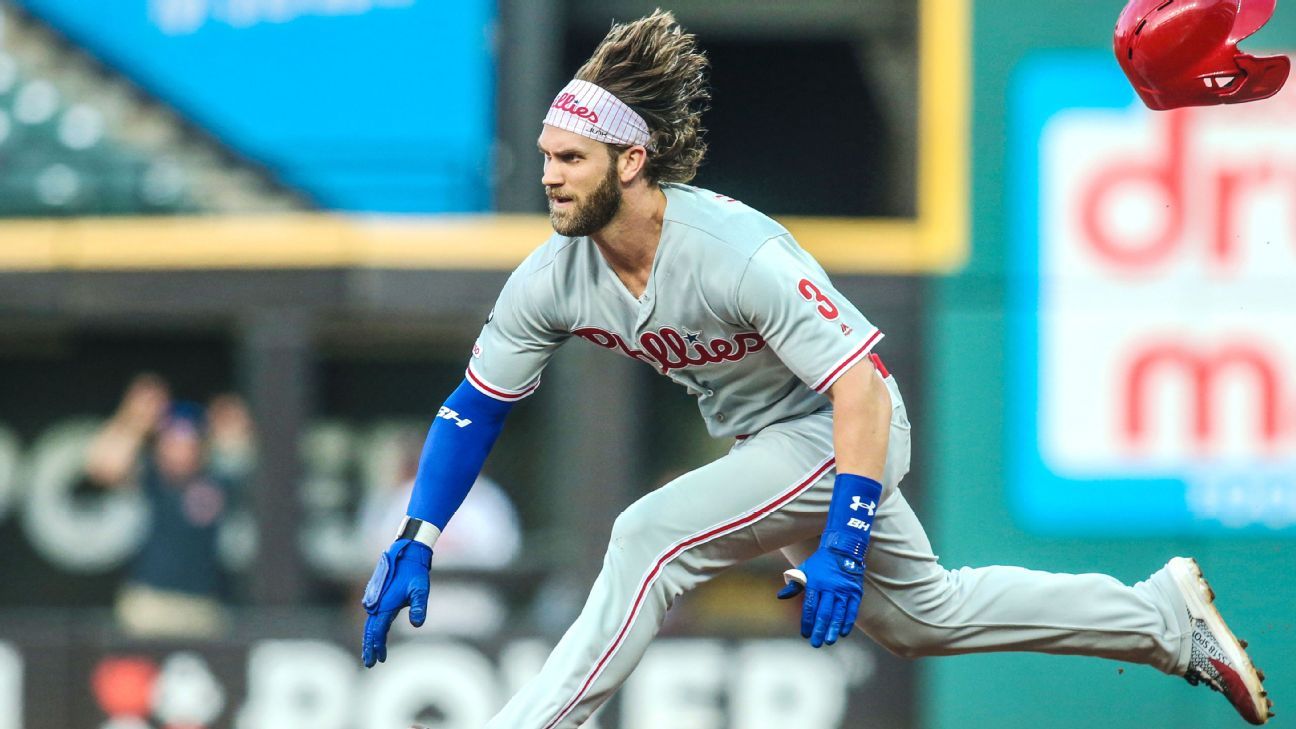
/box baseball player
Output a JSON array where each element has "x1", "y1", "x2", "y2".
[{"x1": 361, "y1": 10, "x2": 1274, "y2": 727}]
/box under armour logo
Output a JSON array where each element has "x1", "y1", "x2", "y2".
[{"x1": 850, "y1": 496, "x2": 876, "y2": 516}]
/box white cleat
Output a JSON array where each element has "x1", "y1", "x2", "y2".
[{"x1": 1168, "y1": 557, "x2": 1273, "y2": 725}]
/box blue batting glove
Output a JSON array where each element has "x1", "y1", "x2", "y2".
[
  {"x1": 777, "y1": 473, "x2": 882, "y2": 648},
  {"x1": 361, "y1": 538, "x2": 432, "y2": 668},
  {"x1": 777, "y1": 539, "x2": 865, "y2": 647}
]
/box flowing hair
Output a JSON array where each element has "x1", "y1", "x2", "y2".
[{"x1": 575, "y1": 9, "x2": 711, "y2": 184}]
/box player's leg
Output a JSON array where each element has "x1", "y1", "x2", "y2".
[
  {"x1": 765, "y1": 374, "x2": 1190, "y2": 673},
  {"x1": 779, "y1": 490, "x2": 1189, "y2": 673},
  {"x1": 780, "y1": 495, "x2": 1272, "y2": 721},
  {"x1": 485, "y1": 415, "x2": 837, "y2": 729},
  {"x1": 774, "y1": 374, "x2": 1271, "y2": 722}
]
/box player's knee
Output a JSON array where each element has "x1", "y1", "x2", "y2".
[
  {"x1": 606, "y1": 501, "x2": 662, "y2": 565},
  {"x1": 862, "y1": 570, "x2": 962, "y2": 659},
  {"x1": 871, "y1": 625, "x2": 948, "y2": 659}
]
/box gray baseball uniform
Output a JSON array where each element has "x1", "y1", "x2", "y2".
[{"x1": 468, "y1": 184, "x2": 1192, "y2": 729}]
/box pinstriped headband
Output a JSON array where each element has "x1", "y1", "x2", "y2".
[{"x1": 543, "y1": 79, "x2": 655, "y2": 151}]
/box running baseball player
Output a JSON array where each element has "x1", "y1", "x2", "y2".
[{"x1": 361, "y1": 10, "x2": 1274, "y2": 727}]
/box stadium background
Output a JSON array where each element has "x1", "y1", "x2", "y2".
[{"x1": 0, "y1": 1, "x2": 1292, "y2": 728}]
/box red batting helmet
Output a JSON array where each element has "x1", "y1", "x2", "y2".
[{"x1": 1114, "y1": 0, "x2": 1291, "y2": 110}]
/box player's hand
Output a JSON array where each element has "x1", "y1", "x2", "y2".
[
  {"x1": 361, "y1": 538, "x2": 432, "y2": 668},
  {"x1": 777, "y1": 542, "x2": 865, "y2": 648}
]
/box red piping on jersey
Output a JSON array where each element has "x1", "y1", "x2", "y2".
[
  {"x1": 813, "y1": 329, "x2": 884, "y2": 393},
  {"x1": 464, "y1": 365, "x2": 540, "y2": 402},
  {"x1": 868, "y1": 353, "x2": 890, "y2": 379},
  {"x1": 737, "y1": 354, "x2": 889, "y2": 443},
  {"x1": 541, "y1": 455, "x2": 837, "y2": 729}
]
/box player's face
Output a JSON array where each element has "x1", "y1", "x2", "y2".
[{"x1": 539, "y1": 125, "x2": 622, "y2": 237}]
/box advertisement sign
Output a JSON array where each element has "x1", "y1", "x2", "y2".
[
  {"x1": 1010, "y1": 52, "x2": 1296, "y2": 536},
  {"x1": 15, "y1": 0, "x2": 495, "y2": 212},
  {"x1": 0, "y1": 634, "x2": 901, "y2": 729}
]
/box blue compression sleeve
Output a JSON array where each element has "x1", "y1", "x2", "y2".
[{"x1": 406, "y1": 379, "x2": 514, "y2": 529}]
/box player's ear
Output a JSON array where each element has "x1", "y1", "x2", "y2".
[{"x1": 617, "y1": 144, "x2": 649, "y2": 184}]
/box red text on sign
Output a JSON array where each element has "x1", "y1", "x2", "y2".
[
  {"x1": 1122, "y1": 341, "x2": 1285, "y2": 451},
  {"x1": 1078, "y1": 111, "x2": 1296, "y2": 272}
]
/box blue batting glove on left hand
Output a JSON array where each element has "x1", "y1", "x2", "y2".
[
  {"x1": 777, "y1": 537, "x2": 866, "y2": 647},
  {"x1": 777, "y1": 473, "x2": 882, "y2": 648},
  {"x1": 361, "y1": 538, "x2": 432, "y2": 668}
]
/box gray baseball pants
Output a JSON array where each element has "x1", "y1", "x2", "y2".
[{"x1": 486, "y1": 375, "x2": 1192, "y2": 729}]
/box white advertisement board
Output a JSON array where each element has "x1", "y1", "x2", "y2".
[{"x1": 1011, "y1": 52, "x2": 1296, "y2": 534}]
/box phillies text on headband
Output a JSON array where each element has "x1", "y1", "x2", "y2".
[{"x1": 543, "y1": 79, "x2": 655, "y2": 150}]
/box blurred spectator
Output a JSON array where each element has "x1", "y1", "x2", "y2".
[
  {"x1": 85, "y1": 374, "x2": 255, "y2": 639},
  {"x1": 355, "y1": 429, "x2": 521, "y2": 637}
]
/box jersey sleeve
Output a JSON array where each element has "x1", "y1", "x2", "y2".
[
  {"x1": 735, "y1": 236, "x2": 884, "y2": 393},
  {"x1": 466, "y1": 266, "x2": 569, "y2": 402}
]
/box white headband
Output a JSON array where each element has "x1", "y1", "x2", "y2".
[{"x1": 543, "y1": 79, "x2": 654, "y2": 150}]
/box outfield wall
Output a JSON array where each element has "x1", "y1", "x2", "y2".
[{"x1": 925, "y1": 3, "x2": 1296, "y2": 727}]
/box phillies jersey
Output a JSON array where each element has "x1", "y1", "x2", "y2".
[{"x1": 466, "y1": 183, "x2": 883, "y2": 438}]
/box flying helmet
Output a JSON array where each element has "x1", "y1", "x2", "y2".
[{"x1": 1115, "y1": 0, "x2": 1290, "y2": 109}]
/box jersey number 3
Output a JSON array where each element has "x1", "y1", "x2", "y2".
[{"x1": 797, "y1": 278, "x2": 839, "y2": 320}]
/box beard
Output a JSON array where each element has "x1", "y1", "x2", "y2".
[{"x1": 548, "y1": 160, "x2": 622, "y2": 237}]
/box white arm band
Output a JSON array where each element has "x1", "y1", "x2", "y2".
[{"x1": 397, "y1": 516, "x2": 442, "y2": 549}]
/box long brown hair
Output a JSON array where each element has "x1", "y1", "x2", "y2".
[{"x1": 575, "y1": 9, "x2": 710, "y2": 184}]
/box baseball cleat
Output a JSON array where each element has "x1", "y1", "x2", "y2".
[{"x1": 1168, "y1": 557, "x2": 1272, "y2": 724}]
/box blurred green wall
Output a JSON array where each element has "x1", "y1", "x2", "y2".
[{"x1": 924, "y1": 2, "x2": 1295, "y2": 727}]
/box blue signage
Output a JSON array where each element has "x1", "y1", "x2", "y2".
[
  {"x1": 1009, "y1": 52, "x2": 1296, "y2": 536},
  {"x1": 17, "y1": 0, "x2": 496, "y2": 212}
]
